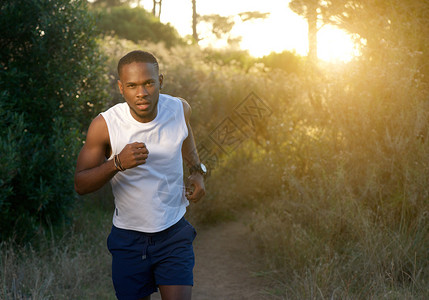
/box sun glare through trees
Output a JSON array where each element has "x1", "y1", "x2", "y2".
[{"x1": 144, "y1": 0, "x2": 358, "y2": 61}]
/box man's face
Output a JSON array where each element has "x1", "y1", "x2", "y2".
[{"x1": 118, "y1": 62, "x2": 163, "y2": 123}]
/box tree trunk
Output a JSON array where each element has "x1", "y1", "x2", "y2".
[
  {"x1": 192, "y1": 0, "x2": 198, "y2": 42},
  {"x1": 152, "y1": 0, "x2": 162, "y2": 18},
  {"x1": 307, "y1": 3, "x2": 318, "y2": 61}
]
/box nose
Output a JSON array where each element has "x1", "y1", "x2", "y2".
[{"x1": 136, "y1": 84, "x2": 149, "y2": 97}]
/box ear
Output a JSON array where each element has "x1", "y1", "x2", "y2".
[
  {"x1": 159, "y1": 74, "x2": 164, "y2": 89},
  {"x1": 117, "y1": 80, "x2": 124, "y2": 95}
]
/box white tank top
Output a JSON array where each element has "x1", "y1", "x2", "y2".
[{"x1": 100, "y1": 94, "x2": 189, "y2": 233}]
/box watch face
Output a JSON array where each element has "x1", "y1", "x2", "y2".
[{"x1": 200, "y1": 163, "x2": 207, "y2": 173}]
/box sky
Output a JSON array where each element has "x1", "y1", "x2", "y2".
[{"x1": 138, "y1": 0, "x2": 357, "y2": 61}]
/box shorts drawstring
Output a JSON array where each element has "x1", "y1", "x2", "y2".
[{"x1": 142, "y1": 236, "x2": 152, "y2": 260}]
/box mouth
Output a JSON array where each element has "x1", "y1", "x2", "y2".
[{"x1": 136, "y1": 102, "x2": 150, "y2": 110}]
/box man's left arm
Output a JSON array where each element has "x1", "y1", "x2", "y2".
[{"x1": 180, "y1": 97, "x2": 206, "y2": 203}]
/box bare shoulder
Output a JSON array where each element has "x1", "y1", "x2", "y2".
[
  {"x1": 87, "y1": 115, "x2": 109, "y2": 144},
  {"x1": 82, "y1": 114, "x2": 110, "y2": 157},
  {"x1": 75, "y1": 114, "x2": 110, "y2": 172},
  {"x1": 176, "y1": 96, "x2": 192, "y2": 122}
]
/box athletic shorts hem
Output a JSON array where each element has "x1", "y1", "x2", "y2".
[
  {"x1": 115, "y1": 288, "x2": 157, "y2": 300},
  {"x1": 116, "y1": 289, "x2": 158, "y2": 300},
  {"x1": 156, "y1": 280, "x2": 194, "y2": 286}
]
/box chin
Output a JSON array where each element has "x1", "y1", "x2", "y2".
[{"x1": 140, "y1": 112, "x2": 156, "y2": 122}]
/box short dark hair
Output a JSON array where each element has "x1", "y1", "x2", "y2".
[{"x1": 117, "y1": 50, "x2": 159, "y2": 77}]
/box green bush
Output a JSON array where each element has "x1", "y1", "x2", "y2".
[
  {"x1": 258, "y1": 50, "x2": 304, "y2": 75},
  {"x1": 0, "y1": 0, "x2": 108, "y2": 242}
]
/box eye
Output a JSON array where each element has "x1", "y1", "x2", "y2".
[
  {"x1": 127, "y1": 84, "x2": 136, "y2": 88},
  {"x1": 145, "y1": 81, "x2": 155, "y2": 87}
]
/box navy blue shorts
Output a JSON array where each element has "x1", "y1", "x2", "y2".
[{"x1": 107, "y1": 217, "x2": 197, "y2": 300}]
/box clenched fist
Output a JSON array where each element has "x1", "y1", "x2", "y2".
[{"x1": 117, "y1": 142, "x2": 149, "y2": 170}]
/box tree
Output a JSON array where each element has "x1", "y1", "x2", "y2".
[
  {"x1": 259, "y1": 50, "x2": 303, "y2": 75},
  {"x1": 152, "y1": 0, "x2": 162, "y2": 18},
  {"x1": 238, "y1": 11, "x2": 270, "y2": 22},
  {"x1": 200, "y1": 14, "x2": 236, "y2": 39},
  {"x1": 90, "y1": 0, "x2": 130, "y2": 7},
  {"x1": 325, "y1": 1, "x2": 428, "y2": 51},
  {"x1": 289, "y1": 0, "x2": 321, "y2": 62},
  {"x1": 95, "y1": 6, "x2": 183, "y2": 47},
  {"x1": 0, "y1": 0, "x2": 108, "y2": 242},
  {"x1": 289, "y1": 0, "x2": 429, "y2": 67},
  {"x1": 192, "y1": 0, "x2": 198, "y2": 42},
  {"x1": 198, "y1": 11, "x2": 269, "y2": 48}
]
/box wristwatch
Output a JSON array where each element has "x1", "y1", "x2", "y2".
[{"x1": 189, "y1": 162, "x2": 207, "y2": 176}]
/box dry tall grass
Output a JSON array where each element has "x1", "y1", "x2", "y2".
[
  {"x1": 1, "y1": 195, "x2": 115, "y2": 299},
  {"x1": 242, "y1": 59, "x2": 429, "y2": 298},
  {"x1": 100, "y1": 38, "x2": 428, "y2": 298}
]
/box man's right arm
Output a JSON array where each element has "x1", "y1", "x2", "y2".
[
  {"x1": 74, "y1": 115, "x2": 117, "y2": 195},
  {"x1": 74, "y1": 115, "x2": 150, "y2": 195}
]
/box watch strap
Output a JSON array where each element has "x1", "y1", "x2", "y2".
[{"x1": 189, "y1": 163, "x2": 206, "y2": 175}]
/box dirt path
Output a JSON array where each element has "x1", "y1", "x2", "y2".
[{"x1": 153, "y1": 218, "x2": 273, "y2": 300}]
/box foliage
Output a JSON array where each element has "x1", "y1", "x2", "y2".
[
  {"x1": 290, "y1": 0, "x2": 429, "y2": 75},
  {"x1": 90, "y1": 0, "x2": 131, "y2": 7},
  {"x1": 325, "y1": 0, "x2": 429, "y2": 84},
  {"x1": 289, "y1": 0, "x2": 321, "y2": 16},
  {"x1": 94, "y1": 5, "x2": 184, "y2": 48},
  {"x1": 258, "y1": 50, "x2": 304, "y2": 75},
  {"x1": 198, "y1": 11, "x2": 269, "y2": 49},
  {"x1": 238, "y1": 11, "x2": 270, "y2": 22},
  {"x1": 199, "y1": 14, "x2": 236, "y2": 40},
  {"x1": 0, "y1": 0, "x2": 108, "y2": 242},
  {"x1": 201, "y1": 48, "x2": 257, "y2": 71}
]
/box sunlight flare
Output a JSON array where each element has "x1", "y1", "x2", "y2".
[
  {"x1": 151, "y1": 0, "x2": 359, "y2": 61},
  {"x1": 317, "y1": 25, "x2": 358, "y2": 62}
]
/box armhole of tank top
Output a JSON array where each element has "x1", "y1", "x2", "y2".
[
  {"x1": 178, "y1": 98, "x2": 189, "y2": 138},
  {"x1": 100, "y1": 113, "x2": 115, "y2": 160}
]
